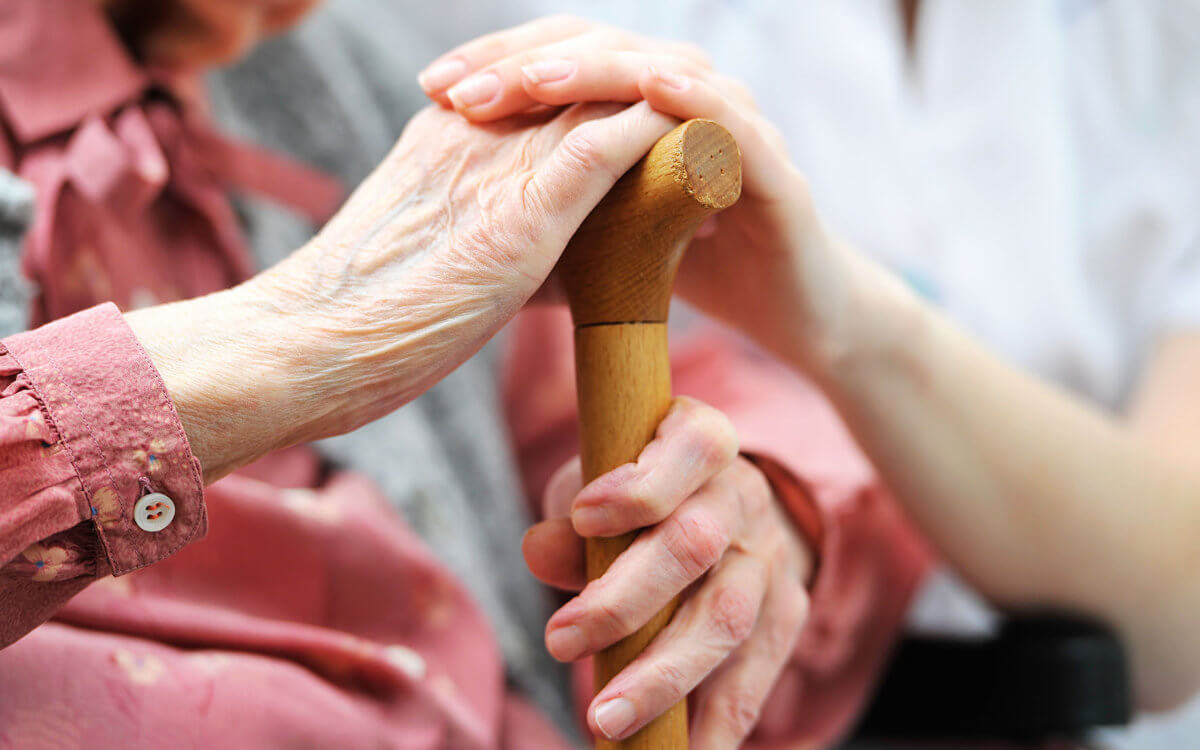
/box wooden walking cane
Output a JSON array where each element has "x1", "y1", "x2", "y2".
[{"x1": 558, "y1": 119, "x2": 742, "y2": 750}]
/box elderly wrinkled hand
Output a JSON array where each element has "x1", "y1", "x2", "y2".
[
  {"x1": 247, "y1": 102, "x2": 679, "y2": 430},
  {"x1": 129, "y1": 101, "x2": 677, "y2": 481},
  {"x1": 523, "y1": 397, "x2": 812, "y2": 747}
]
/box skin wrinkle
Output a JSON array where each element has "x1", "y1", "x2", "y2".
[
  {"x1": 334, "y1": 187, "x2": 429, "y2": 282},
  {"x1": 298, "y1": 126, "x2": 544, "y2": 340},
  {"x1": 314, "y1": 196, "x2": 432, "y2": 289},
  {"x1": 278, "y1": 238, "x2": 521, "y2": 444},
  {"x1": 432, "y1": 143, "x2": 470, "y2": 278},
  {"x1": 264, "y1": 160, "x2": 533, "y2": 420}
]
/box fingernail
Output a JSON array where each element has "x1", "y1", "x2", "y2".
[
  {"x1": 594, "y1": 697, "x2": 637, "y2": 740},
  {"x1": 649, "y1": 66, "x2": 689, "y2": 91},
  {"x1": 521, "y1": 58, "x2": 577, "y2": 85},
  {"x1": 447, "y1": 72, "x2": 500, "y2": 109},
  {"x1": 546, "y1": 624, "x2": 585, "y2": 661},
  {"x1": 418, "y1": 57, "x2": 468, "y2": 91}
]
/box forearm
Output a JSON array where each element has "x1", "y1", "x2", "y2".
[
  {"x1": 124, "y1": 284, "x2": 321, "y2": 483},
  {"x1": 123, "y1": 235, "x2": 510, "y2": 485},
  {"x1": 797, "y1": 248, "x2": 1200, "y2": 710}
]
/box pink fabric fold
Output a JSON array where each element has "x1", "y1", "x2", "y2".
[
  {"x1": 16, "y1": 96, "x2": 343, "y2": 323},
  {"x1": 0, "y1": 0, "x2": 342, "y2": 325},
  {"x1": 65, "y1": 110, "x2": 167, "y2": 220},
  {"x1": 0, "y1": 0, "x2": 146, "y2": 143}
]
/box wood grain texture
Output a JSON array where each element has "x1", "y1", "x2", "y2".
[
  {"x1": 559, "y1": 119, "x2": 742, "y2": 750},
  {"x1": 561, "y1": 119, "x2": 741, "y2": 327},
  {"x1": 575, "y1": 324, "x2": 685, "y2": 750}
]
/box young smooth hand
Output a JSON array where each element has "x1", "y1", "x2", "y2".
[
  {"x1": 522, "y1": 398, "x2": 812, "y2": 747},
  {"x1": 417, "y1": 16, "x2": 889, "y2": 374}
]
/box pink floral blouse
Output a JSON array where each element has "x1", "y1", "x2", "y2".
[{"x1": 0, "y1": 1, "x2": 932, "y2": 748}]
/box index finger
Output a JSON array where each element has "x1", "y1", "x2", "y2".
[
  {"x1": 418, "y1": 15, "x2": 595, "y2": 103},
  {"x1": 418, "y1": 16, "x2": 712, "y2": 105},
  {"x1": 571, "y1": 396, "x2": 738, "y2": 537}
]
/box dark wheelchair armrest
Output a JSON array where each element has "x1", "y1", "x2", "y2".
[{"x1": 851, "y1": 613, "x2": 1132, "y2": 744}]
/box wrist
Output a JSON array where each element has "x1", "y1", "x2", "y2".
[
  {"x1": 125, "y1": 283, "x2": 321, "y2": 482},
  {"x1": 786, "y1": 235, "x2": 930, "y2": 390},
  {"x1": 240, "y1": 237, "x2": 463, "y2": 444}
]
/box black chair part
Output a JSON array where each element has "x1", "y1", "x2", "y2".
[{"x1": 852, "y1": 613, "x2": 1132, "y2": 744}]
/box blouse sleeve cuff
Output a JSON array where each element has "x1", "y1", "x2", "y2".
[
  {"x1": 742, "y1": 451, "x2": 825, "y2": 587},
  {"x1": 2, "y1": 302, "x2": 206, "y2": 575}
]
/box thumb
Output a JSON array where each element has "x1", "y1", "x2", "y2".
[
  {"x1": 522, "y1": 518, "x2": 587, "y2": 591},
  {"x1": 519, "y1": 102, "x2": 677, "y2": 275},
  {"x1": 543, "y1": 456, "x2": 584, "y2": 519}
]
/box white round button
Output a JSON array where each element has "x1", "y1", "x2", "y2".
[{"x1": 134, "y1": 493, "x2": 175, "y2": 533}]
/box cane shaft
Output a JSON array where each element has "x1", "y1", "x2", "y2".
[{"x1": 575, "y1": 323, "x2": 685, "y2": 749}]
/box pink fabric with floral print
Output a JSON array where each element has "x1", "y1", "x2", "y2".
[{"x1": 0, "y1": 1, "x2": 932, "y2": 748}]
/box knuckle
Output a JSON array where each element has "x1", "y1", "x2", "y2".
[
  {"x1": 460, "y1": 215, "x2": 522, "y2": 268},
  {"x1": 767, "y1": 588, "x2": 809, "y2": 656},
  {"x1": 675, "y1": 399, "x2": 739, "y2": 469},
  {"x1": 558, "y1": 124, "x2": 619, "y2": 182},
  {"x1": 626, "y1": 492, "x2": 670, "y2": 525},
  {"x1": 718, "y1": 688, "x2": 763, "y2": 737},
  {"x1": 708, "y1": 585, "x2": 758, "y2": 646},
  {"x1": 520, "y1": 175, "x2": 555, "y2": 222},
  {"x1": 662, "y1": 512, "x2": 728, "y2": 582},
  {"x1": 734, "y1": 460, "x2": 772, "y2": 518},
  {"x1": 591, "y1": 595, "x2": 639, "y2": 638},
  {"x1": 649, "y1": 660, "x2": 691, "y2": 704}
]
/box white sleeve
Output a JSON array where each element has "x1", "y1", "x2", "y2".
[
  {"x1": 1150, "y1": 234, "x2": 1200, "y2": 334},
  {"x1": 1133, "y1": 0, "x2": 1200, "y2": 335}
]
